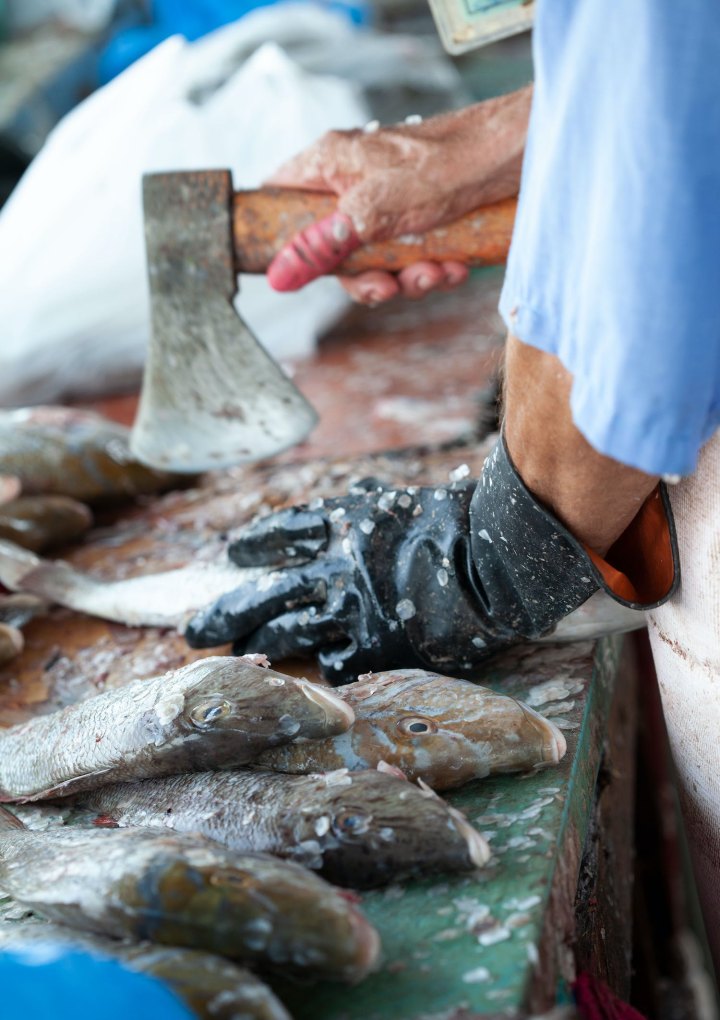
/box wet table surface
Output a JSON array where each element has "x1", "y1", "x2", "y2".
[{"x1": 0, "y1": 269, "x2": 622, "y2": 1017}]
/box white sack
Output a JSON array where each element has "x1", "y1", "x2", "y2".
[{"x1": 0, "y1": 31, "x2": 368, "y2": 404}]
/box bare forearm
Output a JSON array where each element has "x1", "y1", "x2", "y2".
[{"x1": 414, "y1": 84, "x2": 533, "y2": 206}]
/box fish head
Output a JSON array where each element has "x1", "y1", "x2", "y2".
[
  {"x1": 287, "y1": 769, "x2": 489, "y2": 887},
  {"x1": 343, "y1": 669, "x2": 565, "y2": 789},
  {"x1": 178, "y1": 657, "x2": 354, "y2": 747}
]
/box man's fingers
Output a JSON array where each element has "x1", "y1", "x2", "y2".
[
  {"x1": 267, "y1": 213, "x2": 361, "y2": 293},
  {"x1": 234, "y1": 611, "x2": 347, "y2": 662},
  {"x1": 396, "y1": 262, "x2": 448, "y2": 299},
  {"x1": 338, "y1": 271, "x2": 399, "y2": 305},
  {"x1": 439, "y1": 261, "x2": 470, "y2": 290},
  {"x1": 228, "y1": 509, "x2": 328, "y2": 568},
  {"x1": 185, "y1": 570, "x2": 327, "y2": 648}
]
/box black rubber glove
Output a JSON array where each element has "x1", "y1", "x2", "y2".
[{"x1": 185, "y1": 436, "x2": 679, "y2": 683}]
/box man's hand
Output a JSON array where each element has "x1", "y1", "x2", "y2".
[
  {"x1": 183, "y1": 427, "x2": 666, "y2": 684},
  {"x1": 266, "y1": 87, "x2": 532, "y2": 304}
]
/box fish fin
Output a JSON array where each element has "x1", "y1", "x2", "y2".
[
  {"x1": 20, "y1": 767, "x2": 116, "y2": 802},
  {"x1": 0, "y1": 806, "x2": 25, "y2": 831},
  {"x1": 376, "y1": 760, "x2": 408, "y2": 781}
]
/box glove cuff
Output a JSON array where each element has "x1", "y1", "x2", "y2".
[{"x1": 469, "y1": 434, "x2": 679, "y2": 640}]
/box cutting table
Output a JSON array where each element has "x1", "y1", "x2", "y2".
[{"x1": 0, "y1": 267, "x2": 641, "y2": 1017}]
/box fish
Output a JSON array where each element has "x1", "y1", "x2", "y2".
[
  {"x1": 69, "y1": 767, "x2": 490, "y2": 887},
  {"x1": 0, "y1": 540, "x2": 645, "y2": 639},
  {"x1": 0, "y1": 538, "x2": 260, "y2": 629},
  {"x1": 0, "y1": 656, "x2": 354, "y2": 802},
  {"x1": 0, "y1": 824, "x2": 380, "y2": 982},
  {"x1": 0, "y1": 496, "x2": 92, "y2": 553},
  {"x1": 0, "y1": 921, "x2": 292, "y2": 1020},
  {"x1": 0, "y1": 407, "x2": 184, "y2": 503},
  {"x1": 258, "y1": 669, "x2": 567, "y2": 790}
]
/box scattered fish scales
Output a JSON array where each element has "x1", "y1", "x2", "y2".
[
  {"x1": 68, "y1": 768, "x2": 489, "y2": 888},
  {"x1": 0, "y1": 657, "x2": 353, "y2": 802},
  {"x1": 0, "y1": 921, "x2": 291, "y2": 1020},
  {"x1": 0, "y1": 824, "x2": 379, "y2": 983},
  {"x1": 258, "y1": 669, "x2": 566, "y2": 791}
]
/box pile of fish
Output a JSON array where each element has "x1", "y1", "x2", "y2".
[
  {"x1": 0, "y1": 406, "x2": 189, "y2": 666},
  {"x1": 0, "y1": 655, "x2": 567, "y2": 1017},
  {"x1": 0, "y1": 413, "x2": 571, "y2": 1017}
]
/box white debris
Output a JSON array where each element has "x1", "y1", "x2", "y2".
[
  {"x1": 462, "y1": 966, "x2": 491, "y2": 984},
  {"x1": 329, "y1": 507, "x2": 346, "y2": 523},
  {"x1": 433, "y1": 488, "x2": 448, "y2": 501},
  {"x1": 524, "y1": 678, "x2": 584, "y2": 707},
  {"x1": 437, "y1": 568, "x2": 449, "y2": 587},
  {"x1": 478, "y1": 529, "x2": 492, "y2": 543},
  {"x1": 314, "y1": 816, "x2": 331, "y2": 837},
  {"x1": 478, "y1": 926, "x2": 512, "y2": 947},
  {"x1": 396, "y1": 599, "x2": 417, "y2": 621},
  {"x1": 397, "y1": 493, "x2": 413, "y2": 509},
  {"x1": 359, "y1": 519, "x2": 375, "y2": 535},
  {"x1": 449, "y1": 463, "x2": 471, "y2": 482}
]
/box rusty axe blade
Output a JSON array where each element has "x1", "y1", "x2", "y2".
[{"x1": 130, "y1": 170, "x2": 318, "y2": 473}]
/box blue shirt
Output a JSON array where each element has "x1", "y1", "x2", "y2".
[{"x1": 499, "y1": 0, "x2": 720, "y2": 476}]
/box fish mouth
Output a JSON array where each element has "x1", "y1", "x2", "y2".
[
  {"x1": 346, "y1": 908, "x2": 381, "y2": 981},
  {"x1": 448, "y1": 806, "x2": 491, "y2": 867},
  {"x1": 299, "y1": 680, "x2": 355, "y2": 731},
  {"x1": 520, "y1": 703, "x2": 567, "y2": 764}
]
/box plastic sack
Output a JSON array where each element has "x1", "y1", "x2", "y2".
[{"x1": 0, "y1": 28, "x2": 368, "y2": 405}]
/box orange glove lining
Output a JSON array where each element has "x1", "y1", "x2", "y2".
[{"x1": 585, "y1": 487, "x2": 675, "y2": 605}]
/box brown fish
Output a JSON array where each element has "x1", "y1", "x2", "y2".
[
  {"x1": 0, "y1": 824, "x2": 379, "y2": 982},
  {"x1": 70, "y1": 767, "x2": 490, "y2": 887},
  {"x1": 0, "y1": 496, "x2": 92, "y2": 552},
  {"x1": 0, "y1": 656, "x2": 354, "y2": 801},
  {"x1": 0, "y1": 921, "x2": 291, "y2": 1020},
  {"x1": 0, "y1": 406, "x2": 183, "y2": 503},
  {"x1": 258, "y1": 669, "x2": 566, "y2": 790}
]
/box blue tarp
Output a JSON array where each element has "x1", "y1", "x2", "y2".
[{"x1": 0, "y1": 947, "x2": 194, "y2": 1019}]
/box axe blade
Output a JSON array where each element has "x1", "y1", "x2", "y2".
[{"x1": 130, "y1": 170, "x2": 318, "y2": 473}]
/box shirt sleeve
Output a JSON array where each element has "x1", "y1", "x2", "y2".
[{"x1": 500, "y1": 0, "x2": 720, "y2": 476}]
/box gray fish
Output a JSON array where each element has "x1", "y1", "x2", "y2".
[
  {"x1": 0, "y1": 538, "x2": 259, "y2": 629},
  {"x1": 0, "y1": 921, "x2": 291, "y2": 1020},
  {"x1": 0, "y1": 540, "x2": 644, "y2": 639},
  {"x1": 0, "y1": 824, "x2": 379, "y2": 982},
  {"x1": 258, "y1": 668, "x2": 566, "y2": 790},
  {"x1": 0, "y1": 656, "x2": 354, "y2": 801},
  {"x1": 0, "y1": 407, "x2": 184, "y2": 503},
  {"x1": 71, "y1": 767, "x2": 490, "y2": 887}
]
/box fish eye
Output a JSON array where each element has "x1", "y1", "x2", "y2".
[
  {"x1": 397, "y1": 716, "x2": 438, "y2": 737},
  {"x1": 189, "y1": 699, "x2": 232, "y2": 728},
  {"x1": 332, "y1": 810, "x2": 372, "y2": 838}
]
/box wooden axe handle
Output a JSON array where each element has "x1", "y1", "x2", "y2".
[{"x1": 232, "y1": 188, "x2": 516, "y2": 275}]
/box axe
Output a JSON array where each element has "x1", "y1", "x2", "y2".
[{"x1": 130, "y1": 170, "x2": 516, "y2": 473}]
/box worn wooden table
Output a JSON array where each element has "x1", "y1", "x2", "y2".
[{"x1": 0, "y1": 269, "x2": 638, "y2": 1017}]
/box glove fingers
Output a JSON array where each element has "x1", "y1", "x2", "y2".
[
  {"x1": 233, "y1": 610, "x2": 347, "y2": 662},
  {"x1": 228, "y1": 509, "x2": 328, "y2": 568},
  {"x1": 184, "y1": 569, "x2": 327, "y2": 648}
]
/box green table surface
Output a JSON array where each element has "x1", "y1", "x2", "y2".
[{"x1": 283, "y1": 636, "x2": 620, "y2": 1019}]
